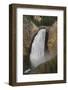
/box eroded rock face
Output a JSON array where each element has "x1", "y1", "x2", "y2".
[
  {"x1": 48, "y1": 22, "x2": 57, "y2": 56},
  {"x1": 23, "y1": 16, "x2": 38, "y2": 56}
]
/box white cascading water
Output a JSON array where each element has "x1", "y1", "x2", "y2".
[{"x1": 30, "y1": 29, "x2": 47, "y2": 69}]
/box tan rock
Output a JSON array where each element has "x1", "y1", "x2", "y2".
[{"x1": 48, "y1": 22, "x2": 57, "y2": 55}]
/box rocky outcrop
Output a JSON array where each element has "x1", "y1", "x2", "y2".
[
  {"x1": 48, "y1": 22, "x2": 57, "y2": 55},
  {"x1": 23, "y1": 16, "x2": 38, "y2": 56}
]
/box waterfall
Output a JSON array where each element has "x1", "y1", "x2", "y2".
[
  {"x1": 24, "y1": 27, "x2": 56, "y2": 74},
  {"x1": 30, "y1": 29, "x2": 47, "y2": 68}
]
